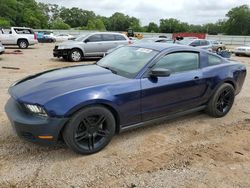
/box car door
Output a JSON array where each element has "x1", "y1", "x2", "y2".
[
  {"x1": 101, "y1": 34, "x2": 116, "y2": 53},
  {"x1": 84, "y1": 34, "x2": 104, "y2": 56},
  {"x1": 114, "y1": 34, "x2": 129, "y2": 46},
  {"x1": 200, "y1": 40, "x2": 211, "y2": 50},
  {"x1": 189, "y1": 40, "x2": 201, "y2": 48},
  {"x1": 141, "y1": 51, "x2": 208, "y2": 121}
]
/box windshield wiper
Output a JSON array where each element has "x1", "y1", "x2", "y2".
[{"x1": 99, "y1": 65, "x2": 117, "y2": 74}]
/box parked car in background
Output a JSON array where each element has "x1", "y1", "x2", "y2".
[
  {"x1": 208, "y1": 40, "x2": 226, "y2": 52},
  {"x1": 234, "y1": 46, "x2": 250, "y2": 56},
  {"x1": 106, "y1": 37, "x2": 174, "y2": 55},
  {"x1": 0, "y1": 42, "x2": 5, "y2": 55},
  {"x1": 0, "y1": 27, "x2": 37, "y2": 49},
  {"x1": 55, "y1": 34, "x2": 75, "y2": 42},
  {"x1": 6, "y1": 44, "x2": 246, "y2": 154},
  {"x1": 135, "y1": 37, "x2": 174, "y2": 44},
  {"x1": 53, "y1": 32, "x2": 131, "y2": 62},
  {"x1": 36, "y1": 31, "x2": 56, "y2": 43},
  {"x1": 177, "y1": 39, "x2": 212, "y2": 51}
]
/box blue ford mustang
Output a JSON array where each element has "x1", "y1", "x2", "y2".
[{"x1": 5, "y1": 44, "x2": 246, "y2": 154}]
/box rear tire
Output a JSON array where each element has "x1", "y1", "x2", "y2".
[
  {"x1": 206, "y1": 83, "x2": 235, "y2": 118},
  {"x1": 69, "y1": 49, "x2": 83, "y2": 62},
  {"x1": 235, "y1": 53, "x2": 240, "y2": 56},
  {"x1": 18, "y1": 39, "x2": 28, "y2": 49},
  {"x1": 216, "y1": 47, "x2": 222, "y2": 52},
  {"x1": 63, "y1": 106, "x2": 116, "y2": 154}
]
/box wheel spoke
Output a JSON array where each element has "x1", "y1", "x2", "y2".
[
  {"x1": 95, "y1": 115, "x2": 106, "y2": 126},
  {"x1": 97, "y1": 129, "x2": 109, "y2": 137},
  {"x1": 224, "y1": 91, "x2": 230, "y2": 97},
  {"x1": 82, "y1": 117, "x2": 92, "y2": 127},
  {"x1": 223, "y1": 98, "x2": 230, "y2": 104},
  {"x1": 75, "y1": 132, "x2": 88, "y2": 142},
  {"x1": 88, "y1": 134, "x2": 95, "y2": 151}
]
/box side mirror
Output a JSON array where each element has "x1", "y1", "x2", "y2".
[
  {"x1": 150, "y1": 68, "x2": 171, "y2": 77},
  {"x1": 84, "y1": 39, "x2": 90, "y2": 43}
]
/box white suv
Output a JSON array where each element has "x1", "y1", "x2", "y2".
[
  {"x1": 0, "y1": 42, "x2": 5, "y2": 55},
  {"x1": 0, "y1": 27, "x2": 38, "y2": 49}
]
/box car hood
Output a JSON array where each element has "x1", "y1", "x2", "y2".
[
  {"x1": 9, "y1": 65, "x2": 127, "y2": 105},
  {"x1": 58, "y1": 40, "x2": 82, "y2": 46}
]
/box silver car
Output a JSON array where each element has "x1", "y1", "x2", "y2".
[
  {"x1": 53, "y1": 32, "x2": 130, "y2": 62},
  {"x1": 208, "y1": 40, "x2": 226, "y2": 52},
  {"x1": 0, "y1": 42, "x2": 5, "y2": 55},
  {"x1": 177, "y1": 39, "x2": 212, "y2": 51}
]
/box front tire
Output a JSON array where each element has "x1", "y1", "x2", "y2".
[
  {"x1": 63, "y1": 106, "x2": 116, "y2": 154},
  {"x1": 69, "y1": 49, "x2": 83, "y2": 62},
  {"x1": 206, "y1": 83, "x2": 235, "y2": 118}
]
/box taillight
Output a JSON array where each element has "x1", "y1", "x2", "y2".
[{"x1": 34, "y1": 34, "x2": 37, "y2": 40}]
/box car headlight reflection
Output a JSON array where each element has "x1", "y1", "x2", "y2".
[{"x1": 24, "y1": 104, "x2": 48, "y2": 117}]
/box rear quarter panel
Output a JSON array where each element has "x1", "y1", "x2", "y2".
[{"x1": 202, "y1": 61, "x2": 246, "y2": 100}]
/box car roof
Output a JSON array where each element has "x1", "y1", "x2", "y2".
[
  {"x1": 130, "y1": 43, "x2": 202, "y2": 52},
  {"x1": 91, "y1": 32, "x2": 125, "y2": 35},
  {"x1": 12, "y1": 27, "x2": 32, "y2": 29}
]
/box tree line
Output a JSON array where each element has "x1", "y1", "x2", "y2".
[{"x1": 0, "y1": 0, "x2": 249, "y2": 35}]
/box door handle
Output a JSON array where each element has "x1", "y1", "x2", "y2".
[{"x1": 194, "y1": 76, "x2": 199, "y2": 80}]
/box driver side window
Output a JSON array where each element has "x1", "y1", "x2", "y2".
[
  {"x1": 190, "y1": 40, "x2": 200, "y2": 47},
  {"x1": 153, "y1": 52, "x2": 199, "y2": 73},
  {"x1": 87, "y1": 34, "x2": 102, "y2": 42}
]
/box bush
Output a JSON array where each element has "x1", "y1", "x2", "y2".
[{"x1": 0, "y1": 17, "x2": 10, "y2": 27}]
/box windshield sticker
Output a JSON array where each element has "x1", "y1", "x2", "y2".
[{"x1": 136, "y1": 48, "x2": 153, "y2": 53}]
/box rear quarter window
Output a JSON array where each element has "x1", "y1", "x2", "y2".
[
  {"x1": 208, "y1": 54, "x2": 222, "y2": 66},
  {"x1": 102, "y1": 34, "x2": 115, "y2": 41},
  {"x1": 14, "y1": 29, "x2": 34, "y2": 34},
  {"x1": 115, "y1": 34, "x2": 126, "y2": 41}
]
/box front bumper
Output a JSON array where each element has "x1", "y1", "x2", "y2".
[
  {"x1": 0, "y1": 47, "x2": 5, "y2": 54},
  {"x1": 53, "y1": 48, "x2": 69, "y2": 57},
  {"x1": 5, "y1": 98, "x2": 68, "y2": 145}
]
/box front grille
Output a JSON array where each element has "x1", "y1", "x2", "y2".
[{"x1": 21, "y1": 132, "x2": 35, "y2": 140}]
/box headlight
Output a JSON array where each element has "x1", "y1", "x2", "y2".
[
  {"x1": 58, "y1": 45, "x2": 67, "y2": 50},
  {"x1": 24, "y1": 104, "x2": 48, "y2": 117}
]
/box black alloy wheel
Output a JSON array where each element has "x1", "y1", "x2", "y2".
[
  {"x1": 216, "y1": 88, "x2": 234, "y2": 113},
  {"x1": 206, "y1": 83, "x2": 235, "y2": 118},
  {"x1": 63, "y1": 106, "x2": 116, "y2": 154}
]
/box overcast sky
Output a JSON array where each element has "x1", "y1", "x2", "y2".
[{"x1": 37, "y1": 0, "x2": 250, "y2": 25}]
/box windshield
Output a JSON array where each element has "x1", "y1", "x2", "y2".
[
  {"x1": 75, "y1": 35, "x2": 87, "y2": 41},
  {"x1": 97, "y1": 46, "x2": 158, "y2": 78}
]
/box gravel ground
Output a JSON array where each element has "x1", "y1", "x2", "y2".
[{"x1": 0, "y1": 43, "x2": 249, "y2": 188}]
